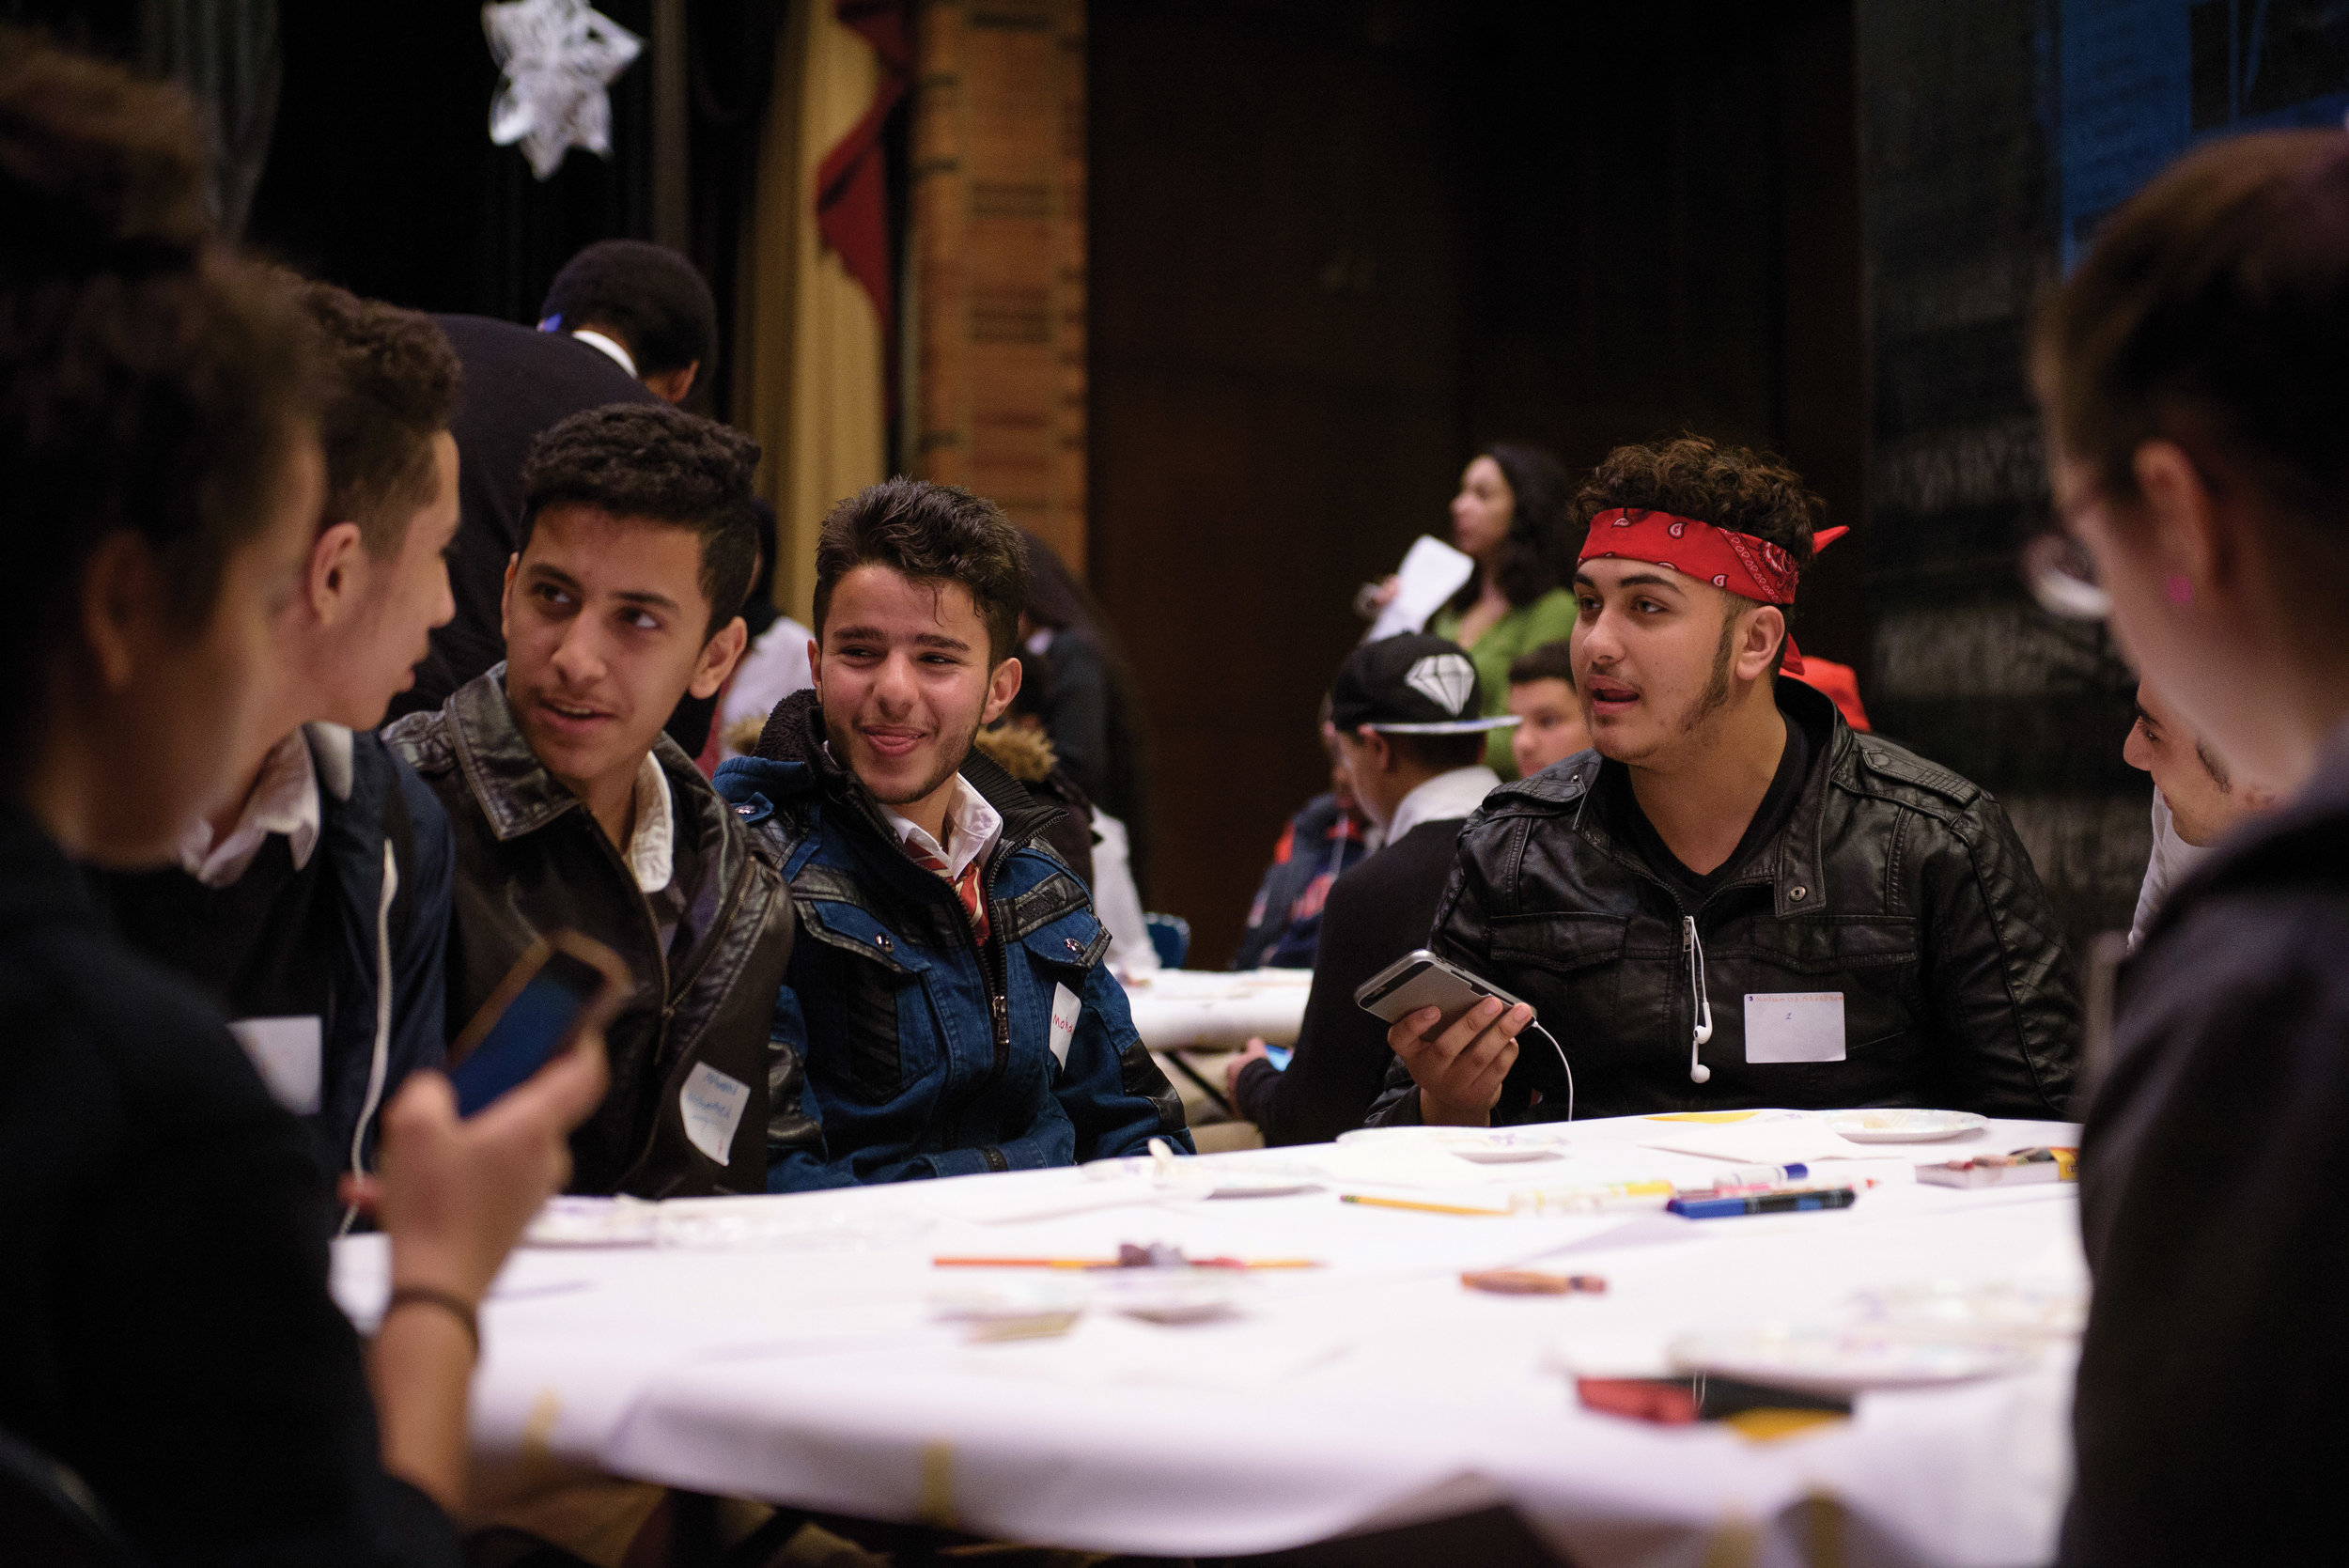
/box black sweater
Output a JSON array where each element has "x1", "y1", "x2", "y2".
[
  {"x1": 1234, "y1": 817, "x2": 1468, "y2": 1146},
  {"x1": 2061, "y1": 723, "x2": 2349, "y2": 1567},
  {"x1": 0, "y1": 806, "x2": 457, "y2": 1567}
]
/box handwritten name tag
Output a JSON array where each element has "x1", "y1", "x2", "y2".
[
  {"x1": 679, "y1": 1062, "x2": 750, "y2": 1163},
  {"x1": 1743, "y1": 992, "x2": 1846, "y2": 1064},
  {"x1": 229, "y1": 1016, "x2": 322, "y2": 1114},
  {"x1": 1048, "y1": 982, "x2": 1081, "y2": 1070}
]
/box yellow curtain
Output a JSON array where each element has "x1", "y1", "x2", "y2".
[{"x1": 733, "y1": 0, "x2": 891, "y2": 623}]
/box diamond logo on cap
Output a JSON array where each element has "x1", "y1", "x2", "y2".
[{"x1": 1406, "y1": 653, "x2": 1476, "y2": 715}]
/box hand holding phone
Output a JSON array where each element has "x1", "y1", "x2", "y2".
[
  {"x1": 445, "y1": 934, "x2": 630, "y2": 1117},
  {"x1": 1357, "y1": 949, "x2": 1532, "y2": 1126}
]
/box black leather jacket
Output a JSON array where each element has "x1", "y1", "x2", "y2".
[
  {"x1": 1369, "y1": 680, "x2": 2079, "y2": 1125},
  {"x1": 387, "y1": 670, "x2": 795, "y2": 1197}
]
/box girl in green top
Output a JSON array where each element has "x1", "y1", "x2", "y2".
[{"x1": 1428, "y1": 443, "x2": 1579, "y2": 775}]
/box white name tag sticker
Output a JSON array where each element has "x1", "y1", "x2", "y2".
[
  {"x1": 228, "y1": 1016, "x2": 322, "y2": 1114},
  {"x1": 1743, "y1": 992, "x2": 1847, "y2": 1064},
  {"x1": 1048, "y1": 982, "x2": 1081, "y2": 1070},
  {"x1": 679, "y1": 1062, "x2": 751, "y2": 1163}
]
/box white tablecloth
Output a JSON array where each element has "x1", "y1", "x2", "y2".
[
  {"x1": 334, "y1": 1112, "x2": 2086, "y2": 1566},
  {"x1": 1120, "y1": 967, "x2": 1315, "y2": 1051}
]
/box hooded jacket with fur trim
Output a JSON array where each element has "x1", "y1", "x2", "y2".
[{"x1": 716, "y1": 691, "x2": 1190, "y2": 1188}]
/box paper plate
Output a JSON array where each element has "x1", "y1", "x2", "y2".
[
  {"x1": 655, "y1": 1206, "x2": 932, "y2": 1251},
  {"x1": 1824, "y1": 1109, "x2": 1988, "y2": 1143},
  {"x1": 1334, "y1": 1126, "x2": 1570, "y2": 1162},
  {"x1": 1669, "y1": 1324, "x2": 2033, "y2": 1396},
  {"x1": 1849, "y1": 1281, "x2": 2087, "y2": 1343},
  {"x1": 522, "y1": 1196, "x2": 659, "y2": 1248}
]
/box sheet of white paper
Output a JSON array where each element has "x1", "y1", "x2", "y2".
[
  {"x1": 1743, "y1": 991, "x2": 1847, "y2": 1063},
  {"x1": 1366, "y1": 536, "x2": 1476, "y2": 641}
]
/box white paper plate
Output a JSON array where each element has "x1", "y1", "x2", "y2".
[
  {"x1": 522, "y1": 1196, "x2": 659, "y2": 1248},
  {"x1": 928, "y1": 1276, "x2": 1091, "y2": 1322},
  {"x1": 1850, "y1": 1281, "x2": 2087, "y2": 1343},
  {"x1": 1334, "y1": 1126, "x2": 1569, "y2": 1162},
  {"x1": 1669, "y1": 1324, "x2": 2033, "y2": 1396},
  {"x1": 1824, "y1": 1109, "x2": 1988, "y2": 1143}
]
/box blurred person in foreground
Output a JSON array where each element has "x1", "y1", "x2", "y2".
[
  {"x1": 2032, "y1": 129, "x2": 2349, "y2": 1567},
  {"x1": 91, "y1": 278, "x2": 461, "y2": 1211},
  {"x1": 1431, "y1": 442, "x2": 1581, "y2": 776},
  {"x1": 0, "y1": 35, "x2": 601, "y2": 1563},
  {"x1": 1226, "y1": 635, "x2": 1507, "y2": 1145},
  {"x1": 1504, "y1": 638, "x2": 1590, "y2": 777},
  {"x1": 1232, "y1": 700, "x2": 1378, "y2": 970},
  {"x1": 2122, "y1": 679, "x2": 2274, "y2": 948},
  {"x1": 1372, "y1": 437, "x2": 2079, "y2": 1126}
]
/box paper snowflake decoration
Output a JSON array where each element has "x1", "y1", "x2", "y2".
[{"x1": 483, "y1": 0, "x2": 644, "y2": 180}]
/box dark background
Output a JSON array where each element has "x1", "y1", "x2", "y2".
[
  {"x1": 1088, "y1": 0, "x2": 1873, "y2": 963},
  {"x1": 11, "y1": 0, "x2": 2152, "y2": 964}
]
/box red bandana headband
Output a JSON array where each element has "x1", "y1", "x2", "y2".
[
  {"x1": 1578, "y1": 508, "x2": 1849, "y2": 675},
  {"x1": 1579, "y1": 508, "x2": 1848, "y2": 605}
]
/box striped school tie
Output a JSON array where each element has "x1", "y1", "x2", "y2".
[{"x1": 906, "y1": 842, "x2": 989, "y2": 948}]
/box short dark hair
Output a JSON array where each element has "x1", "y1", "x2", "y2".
[
  {"x1": 813, "y1": 477, "x2": 1028, "y2": 664},
  {"x1": 1571, "y1": 436, "x2": 1822, "y2": 674},
  {"x1": 1383, "y1": 731, "x2": 1488, "y2": 773},
  {"x1": 292, "y1": 275, "x2": 460, "y2": 557},
  {"x1": 1507, "y1": 637, "x2": 1576, "y2": 690},
  {"x1": 1, "y1": 33, "x2": 317, "y2": 773},
  {"x1": 2034, "y1": 130, "x2": 2349, "y2": 551},
  {"x1": 539, "y1": 240, "x2": 716, "y2": 380},
  {"x1": 1448, "y1": 441, "x2": 1572, "y2": 613},
  {"x1": 518, "y1": 403, "x2": 761, "y2": 636}
]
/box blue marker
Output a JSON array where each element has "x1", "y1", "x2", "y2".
[{"x1": 1667, "y1": 1187, "x2": 1857, "y2": 1219}]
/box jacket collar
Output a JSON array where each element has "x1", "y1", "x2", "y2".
[
  {"x1": 751, "y1": 690, "x2": 1066, "y2": 857},
  {"x1": 444, "y1": 665, "x2": 592, "y2": 840},
  {"x1": 1521, "y1": 676, "x2": 1844, "y2": 917},
  {"x1": 443, "y1": 664, "x2": 711, "y2": 852}
]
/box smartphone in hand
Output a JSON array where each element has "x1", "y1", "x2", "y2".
[
  {"x1": 1353, "y1": 949, "x2": 1529, "y2": 1034},
  {"x1": 445, "y1": 933, "x2": 630, "y2": 1117}
]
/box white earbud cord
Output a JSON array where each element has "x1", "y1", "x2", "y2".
[{"x1": 1685, "y1": 914, "x2": 1714, "y2": 1084}]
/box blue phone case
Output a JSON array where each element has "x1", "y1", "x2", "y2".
[{"x1": 446, "y1": 967, "x2": 593, "y2": 1116}]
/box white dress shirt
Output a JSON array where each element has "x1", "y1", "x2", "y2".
[
  {"x1": 879, "y1": 774, "x2": 1004, "y2": 884},
  {"x1": 1384, "y1": 765, "x2": 1501, "y2": 846},
  {"x1": 176, "y1": 728, "x2": 336, "y2": 888}
]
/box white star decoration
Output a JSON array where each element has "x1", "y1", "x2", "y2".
[{"x1": 483, "y1": 0, "x2": 644, "y2": 180}]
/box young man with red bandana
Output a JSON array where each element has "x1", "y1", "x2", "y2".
[{"x1": 1371, "y1": 437, "x2": 2080, "y2": 1126}]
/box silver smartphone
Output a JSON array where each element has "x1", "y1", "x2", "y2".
[{"x1": 1354, "y1": 949, "x2": 1529, "y2": 1033}]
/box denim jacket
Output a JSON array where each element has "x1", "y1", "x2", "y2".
[{"x1": 716, "y1": 692, "x2": 1190, "y2": 1188}]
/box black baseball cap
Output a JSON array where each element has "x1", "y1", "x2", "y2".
[{"x1": 1329, "y1": 633, "x2": 1519, "y2": 734}]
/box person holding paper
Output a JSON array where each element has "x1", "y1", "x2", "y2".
[
  {"x1": 1430, "y1": 443, "x2": 1580, "y2": 777},
  {"x1": 387, "y1": 404, "x2": 797, "y2": 1198},
  {"x1": 90, "y1": 278, "x2": 462, "y2": 1212},
  {"x1": 1370, "y1": 435, "x2": 2079, "y2": 1126}
]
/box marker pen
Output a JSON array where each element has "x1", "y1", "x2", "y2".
[{"x1": 1666, "y1": 1187, "x2": 1858, "y2": 1219}]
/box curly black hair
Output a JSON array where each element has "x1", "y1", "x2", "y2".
[
  {"x1": 519, "y1": 403, "x2": 762, "y2": 636},
  {"x1": 538, "y1": 239, "x2": 716, "y2": 380},
  {"x1": 1569, "y1": 435, "x2": 1826, "y2": 585},
  {"x1": 813, "y1": 477, "x2": 1028, "y2": 664},
  {"x1": 293, "y1": 275, "x2": 460, "y2": 557},
  {"x1": 1447, "y1": 442, "x2": 1573, "y2": 613}
]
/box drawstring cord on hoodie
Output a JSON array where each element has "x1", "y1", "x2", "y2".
[{"x1": 338, "y1": 841, "x2": 397, "y2": 1237}]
